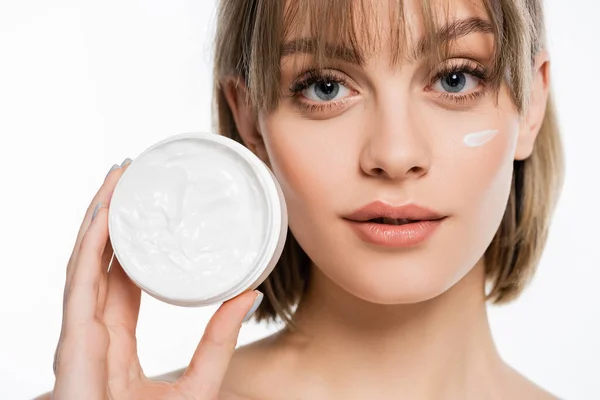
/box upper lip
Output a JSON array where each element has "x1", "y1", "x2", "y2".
[{"x1": 344, "y1": 201, "x2": 446, "y2": 222}]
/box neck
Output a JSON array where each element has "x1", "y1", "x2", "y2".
[{"x1": 275, "y1": 259, "x2": 509, "y2": 399}]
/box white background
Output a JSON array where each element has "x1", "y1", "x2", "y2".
[{"x1": 0, "y1": 1, "x2": 598, "y2": 399}]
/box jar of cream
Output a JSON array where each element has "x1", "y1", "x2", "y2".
[{"x1": 108, "y1": 132, "x2": 287, "y2": 307}]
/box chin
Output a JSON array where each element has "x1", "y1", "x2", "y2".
[{"x1": 319, "y1": 251, "x2": 475, "y2": 305}]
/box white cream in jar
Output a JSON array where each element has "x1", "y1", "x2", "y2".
[{"x1": 108, "y1": 132, "x2": 287, "y2": 307}]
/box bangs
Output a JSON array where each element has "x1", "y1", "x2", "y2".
[
  {"x1": 238, "y1": 0, "x2": 536, "y2": 113},
  {"x1": 282, "y1": 0, "x2": 453, "y2": 70}
]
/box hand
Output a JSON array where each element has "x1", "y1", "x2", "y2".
[{"x1": 52, "y1": 159, "x2": 263, "y2": 400}]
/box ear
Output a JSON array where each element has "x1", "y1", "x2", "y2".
[
  {"x1": 221, "y1": 76, "x2": 270, "y2": 164},
  {"x1": 514, "y1": 49, "x2": 551, "y2": 160}
]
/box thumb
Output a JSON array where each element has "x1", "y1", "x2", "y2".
[{"x1": 176, "y1": 290, "x2": 264, "y2": 397}]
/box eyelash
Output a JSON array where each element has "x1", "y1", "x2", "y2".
[
  {"x1": 428, "y1": 61, "x2": 490, "y2": 105},
  {"x1": 288, "y1": 61, "x2": 491, "y2": 112}
]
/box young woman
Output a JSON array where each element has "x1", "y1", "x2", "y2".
[{"x1": 43, "y1": 0, "x2": 564, "y2": 398}]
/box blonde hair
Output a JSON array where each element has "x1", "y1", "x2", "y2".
[{"x1": 212, "y1": 0, "x2": 565, "y2": 326}]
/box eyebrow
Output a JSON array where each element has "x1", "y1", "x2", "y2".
[{"x1": 280, "y1": 17, "x2": 494, "y2": 65}]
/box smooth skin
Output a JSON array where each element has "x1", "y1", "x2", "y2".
[{"x1": 35, "y1": 160, "x2": 262, "y2": 400}]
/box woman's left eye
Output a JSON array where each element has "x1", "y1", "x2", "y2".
[
  {"x1": 303, "y1": 80, "x2": 351, "y2": 102},
  {"x1": 432, "y1": 71, "x2": 480, "y2": 94}
]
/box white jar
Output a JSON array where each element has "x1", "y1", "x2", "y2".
[{"x1": 108, "y1": 132, "x2": 287, "y2": 307}]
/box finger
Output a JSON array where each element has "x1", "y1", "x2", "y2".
[
  {"x1": 176, "y1": 290, "x2": 264, "y2": 397},
  {"x1": 103, "y1": 256, "x2": 143, "y2": 387},
  {"x1": 96, "y1": 234, "x2": 115, "y2": 311},
  {"x1": 54, "y1": 159, "x2": 132, "y2": 379},
  {"x1": 65, "y1": 204, "x2": 111, "y2": 327},
  {"x1": 62, "y1": 160, "x2": 132, "y2": 324},
  {"x1": 65, "y1": 159, "x2": 132, "y2": 290},
  {"x1": 61, "y1": 165, "x2": 118, "y2": 313},
  {"x1": 54, "y1": 218, "x2": 115, "y2": 376},
  {"x1": 53, "y1": 205, "x2": 112, "y2": 399}
]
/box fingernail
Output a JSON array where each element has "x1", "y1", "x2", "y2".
[
  {"x1": 120, "y1": 157, "x2": 133, "y2": 167},
  {"x1": 242, "y1": 291, "x2": 263, "y2": 322},
  {"x1": 105, "y1": 164, "x2": 120, "y2": 179},
  {"x1": 91, "y1": 202, "x2": 102, "y2": 221}
]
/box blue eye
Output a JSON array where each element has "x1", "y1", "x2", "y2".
[
  {"x1": 315, "y1": 81, "x2": 339, "y2": 100},
  {"x1": 433, "y1": 70, "x2": 480, "y2": 94},
  {"x1": 289, "y1": 70, "x2": 354, "y2": 105},
  {"x1": 441, "y1": 72, "x2": 466, "y2": 92},
  {"x1": 304, "y1": 80, "x2": 350, "y2": 102}
]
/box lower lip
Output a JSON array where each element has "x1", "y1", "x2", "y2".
[{"x1": 345, "y1": 218, "x2": 445, "y2": 248}]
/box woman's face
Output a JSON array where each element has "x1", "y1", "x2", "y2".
[{"x1": 244, "y1": 0, "x2": 543, "y2": 304}]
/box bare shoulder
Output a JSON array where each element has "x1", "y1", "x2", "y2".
[
  {"x1": 518, "y1": 381, "x2": 560, "y2": 400},
  {"x1": 220, "y1": 332, "x2": 288, "y2": 399},
  {"x1": 146, "y1": 332, "x2": 284, "y2": 399},
  {"x1": 502, "y1": 364, "x2": 560, "y2": 400}
]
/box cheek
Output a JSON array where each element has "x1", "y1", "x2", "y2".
[
  {"x1": 452, "y1": 128, "x2": 515, "y2": 206},
  {"x1": 432, "y1": 106, "x2": 520, "y2": 240},
  {"x1": 258, "y1": 111, "x2": 358, "y2": 216}
]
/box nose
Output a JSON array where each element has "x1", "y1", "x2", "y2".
[{"x1": 359, "y1": 100, "x2": 432, "y2": 181}]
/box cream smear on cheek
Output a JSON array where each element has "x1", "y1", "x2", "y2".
[{"x1": 462, "y1": 129, "x2": 500, "y2": 148}]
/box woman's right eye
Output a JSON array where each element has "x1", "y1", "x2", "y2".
[{"x1": 303, "y1": 79, "x2": 351, "y2": 102}]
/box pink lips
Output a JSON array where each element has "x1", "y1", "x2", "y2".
[{"x1": 343, "y1": 201, "x2": 447, "y2": 248}]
